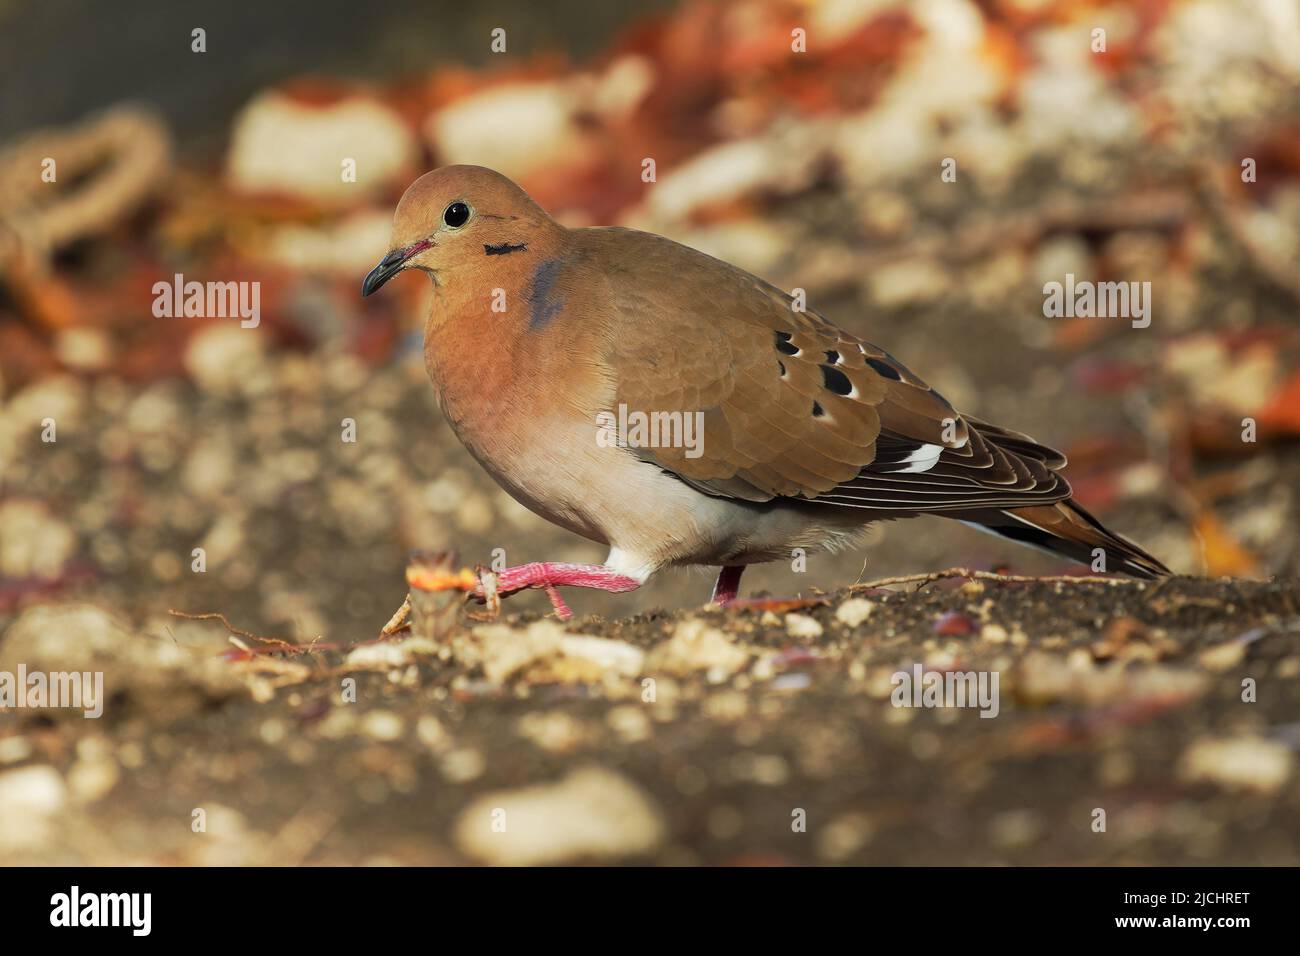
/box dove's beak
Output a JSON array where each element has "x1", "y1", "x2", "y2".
[{"x1": 362, "y1": 240, "x2": 431, "y2": 296}]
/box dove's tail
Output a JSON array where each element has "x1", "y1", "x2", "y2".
[{"x1": 956, "y1": 500, "x2": 1170, "y2": 580}]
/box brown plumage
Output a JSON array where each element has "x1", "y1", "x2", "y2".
[{"x1": 363, "y1": 166, "x2": 1168, "y2": 617}]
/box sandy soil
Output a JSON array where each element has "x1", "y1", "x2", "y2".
[{"x1": 1, "y1": 572, "x2": 1296, "y2": 865}]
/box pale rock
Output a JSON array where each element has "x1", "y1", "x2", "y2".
[
  {"x1": 67, "y1": 752, "x2": 120, "y2": 804},
  {"x1": 264, "y1": 210, "x2": 394, "y2": 275},
  {"x1": 1180, "y1": 737, "x2": 1292, "y2": 793},
  {"x1": 453, "y1": 766, "x2": 665, "y2": 865},
  {"x1": 867, "y1": 257, "x2": 949, "y2": 308},
  {"x1": 0, "y1": 499, "x2": 77, "y2": 579},
  {"x1": 980, "y1": 623, "x2": 1009, "y2": 644},
  {"x1": 606, "y1": 705, "x2": 652, "y2": 743},
  {"x1": 54, "y1": 327, "x2": 113, "y2": 371},
  {"x1": 427, "y1": 81, "x2": 585, "y2": 183},
  {"x1": 1198, "y1": 640, "x2": 1246, "y2": 671},
  {"x1": 559, "y1": 634, "x2": 645, "y2": 677},
  {"x1": 439, "y1": 748, "x2": 486, "y2": 784},
  {"x1": 361, "y1": 710, "x2": 405, "y2": 742},
  {"x1": 0, "y1": 765, "x2": 67, "y2": 852},
  {"x1": 785, "y1": 613, "x2": 824, "y2": 639},
  {"x1": 835, "y1": 597, "x2": 875, "y2": 628},
  {"x1": 190, "y1": 803, "x2": 255, "y2": 866},
  {"x1": 463, "y1": 621, "x2": 643, "y2": 684},
  {"x1": 645, "y1": 618, "x2": 751, "y2": 678},
  {"x1": 815, "y1": 811, "x2": 874, "y2": 862},
  {"x1": 0, "y1": 375, "x2": 85, "y2": 470},
  {"x1": 636, "y1": 125, "x2": 827, "y2": 224},
  {"x1": 181, "y1": 435, "x2": 237, "y2": 500},
  {"x1": 515, "y1": 711, "x2": 595, "y2": 754},
  {"x1": 197, "y1": 513, "x2": 245, "y2": 569},
  {"x1": 426, "y1": 58, "x2": 653, "y2": 184},
  {"x1": 471, "y1": 620, "x2": 566, "y2": 684},
  {"x1": 345, "y1": 635, "x2": 442, "y2": 670},
  {"x1": 183, "y1": 325, "x2": 266, "y2": 397},
  {"x1": 1033, "y1": 235, "x2": 1095, "y2": 289},
  {"x1": 0, "y1": 736, "x2": 33, "y2": 764},
  {"x1": 227, "y1": 91, "x2": 416, "y2": 203}
]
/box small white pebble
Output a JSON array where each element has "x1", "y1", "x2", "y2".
[
  {"x1": 980, "y1": 623, "x2": 1008, "y2": 644},
  {"x1": 0, "y1": 737, "x2": 33, "y2": 764},
  {"x1": 835, "y1": 597, "x2": 875, "y2": 628},
  {"x1": 441, "y1": 748, "x2": 486, "y2": 783},
  {"x1": 785, "y1": 613, "x2": 824, "y2": 639},
  {"x1": 362, "y1": 710, "x2": 405, "y2": 742}
]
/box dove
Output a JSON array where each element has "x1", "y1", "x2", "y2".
[{"x1": 363, "y1": 165, "x2": 1168, "y2": 618}]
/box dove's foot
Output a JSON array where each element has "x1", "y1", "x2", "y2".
[{"x1": 473, "y1": 562, "x2": 642, "y2": 621}]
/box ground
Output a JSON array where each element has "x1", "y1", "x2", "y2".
[{"x1": 1, "y1": 572, "x2": 1296, "y2": 865}]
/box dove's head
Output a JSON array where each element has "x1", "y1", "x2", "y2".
[{"x1": 362, "y1": 165, "x2": 560, "y2": 296}]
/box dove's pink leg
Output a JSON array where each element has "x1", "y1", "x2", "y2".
[
  {"x1": 477, "y1": 562, "x2": 641, "y2": 620},
  {"x1": 711, "y1": 565, "x2": 746, "y2": 605}
]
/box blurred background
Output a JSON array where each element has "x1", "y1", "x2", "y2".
[{"x1": 3, "y1": 0, "x2": 1300, "y2": 640}]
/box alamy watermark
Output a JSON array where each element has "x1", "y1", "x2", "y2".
[
  {"x1": 595, "y1": 403, "x2": 705, "y2": 458},
  {"x1": 1043, "y1": 273, "x2": 1150, "y2": 329},
  {"x1": 152, "y1": 273, "x2": 260, "y2": 328},
  {"x1": 0, "y1": 666, "x2": 104, "y2": 718},
  {"x1": 891, "y1": 663, "x2": 1000, "y2": 718},
  {"x1": 50, "y1": 886, "x2": 151, "y2": 936}
]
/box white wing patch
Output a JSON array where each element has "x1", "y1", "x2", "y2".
[{"x1": 895, "y1": 442, "x2": 943, "y2": 473}]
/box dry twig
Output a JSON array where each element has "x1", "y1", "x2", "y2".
[
  {"x1": 849, "y1": 566, "x2": 1151, "y2": 593},
  {"x1": 168, "y1": 609, "x2": 330, "y2": 655}
]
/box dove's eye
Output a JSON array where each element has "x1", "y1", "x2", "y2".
[{"x1": 443, "y1": 202, "x2": 471, "y2": 228}]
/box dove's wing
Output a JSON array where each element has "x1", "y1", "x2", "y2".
[{"x1": 591, "y1": 227, "x2": 1069, "y2": 511}]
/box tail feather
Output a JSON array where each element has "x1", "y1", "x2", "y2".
[{"x1": 956, "y1": 500, "x2": 1170, "y2": 580}]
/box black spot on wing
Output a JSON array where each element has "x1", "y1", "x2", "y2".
[
  {"x1": 866, "y1": 357, "x2": 901, "y2": 381},
  {"x1": 821, "y1": 364, "x2": 853, "y2": 396}
]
